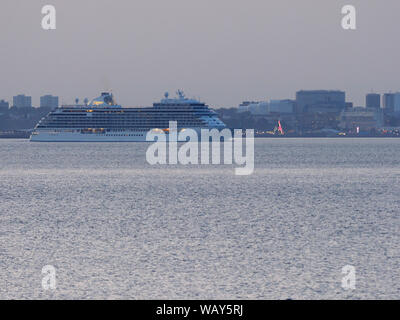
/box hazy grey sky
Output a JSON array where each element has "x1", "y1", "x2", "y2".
[{"x1": 1, "y1": 0, "x2": 399, "y2": 107}]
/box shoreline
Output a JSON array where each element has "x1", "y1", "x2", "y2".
[{"x1": 2, "y1": 135, "x2": 400, "y2": 140}]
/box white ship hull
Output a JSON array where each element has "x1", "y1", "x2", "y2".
[
  {"x1": 31, "y1": 130, "x2": 150, "y2": 142},
  {"x1": 30, "y1": 128, "x2": 213, "y2": 142}
]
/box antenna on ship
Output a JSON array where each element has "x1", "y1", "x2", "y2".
[
  {"x1": 110, "y1": 89, "x2": 115, "y2": 105},
  {"x1": 177, "y1": 89, "x2": 185, "y2": 99}
]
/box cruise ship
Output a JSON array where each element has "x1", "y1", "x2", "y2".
[{"x1": 30, "y1": 91, "x2": 226, "y2": 142}]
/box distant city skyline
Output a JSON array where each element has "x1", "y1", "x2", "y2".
[
  {"x1": 2, "y1": 89, "x2": 399, "y2": 135},
  {"x1": 1, "y1": 0, "x2": 400, "y2": 108},
  {"x1": 2, "y1": 89, "x2": 400, "y2": 109}
]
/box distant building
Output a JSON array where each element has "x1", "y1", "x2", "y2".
[
  {"x1": 238, "y1": 100, "x2": 296, "y2": 116},
  {"x1": 40, "y1": 95, "x2": 59, "y2": 109},
  {"x1": 298, "y1": 112, "x2": 339, "y2": 132},
  {"x1": 238, "y1": 100, "x2": 294, "y2": 115},
  {"x1": 13, "y1": 95, "x2": 32, "y2": 108},
  {"x1": 238, "y1": 101, "x2": 261, "y2": 113},
  {"x1": 345, "y1": 102, "x2": 353, "y2": 109},
  {"x1": 383, "y1": 93, "x2": 395, "y2": 112},
  {"x1": 0, "y1": 99, "x2": 9, "y2": 111},
  {"x1": 240, "y1": 102, "x2": 268, "y2": 115},
  {"x1": 366, "y1": 93, "x2": 381, "y2": 109},
  {"x1": 394, "y1": 93, "x2": 400, "y2": 114},
  {"x1": 296, "y1": 90, "x2": 346, "y2": 113},
  {"x1": 340, "y1": 107, "x2": 384, "y2": 132},
  {"x1": 269, "y1": 100, "x2": 295, "y2": 113},
  {"x1": 249, "y1": 102, "x2": 268, "y2": 115}
]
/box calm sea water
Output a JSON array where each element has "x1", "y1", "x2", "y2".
[{"x1": 0, "y1": 138, "x2": 399, "y2": 299}]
